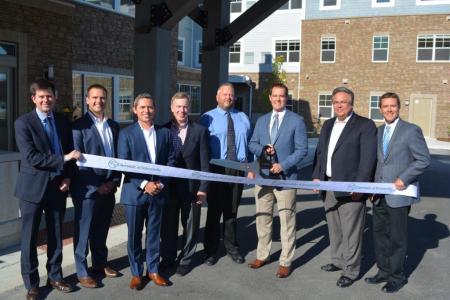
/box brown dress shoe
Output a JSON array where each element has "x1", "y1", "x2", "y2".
[
  {"x1": 276, "y1": 266, "x2": 291, "y2": 278},
  {"x1": 129, "y1": 276, "x2": 144, "y2": 290},
  {"x1": 47, "y1": 279, "x2": 74, "y2": 293},
  {"x1": 26, "y1": 288, "x2": 39, "y2": 300},
  {"x1": 248, "y1": 259, "x2": 269, "y2": 269},
  {"x1": 92, "y1": 266, "x2": 119, "y2": 278},
  {"x1": 148, "y1": 273, "x2": 169, "y2": 286},
  {"x1": 78, "y1": 276, "x2": 98, "y2": 288}
]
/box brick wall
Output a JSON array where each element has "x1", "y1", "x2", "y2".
[{"x1": 301, "y1": 14, "x2": 450, "y2": 139}]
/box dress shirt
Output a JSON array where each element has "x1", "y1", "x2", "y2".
[
  {"x1": 326, "y1": 113, "x2": 353, "y2": 178},
  {"x1": 88, "y1": 111, "x2": 113, "y2": 157},
  {"x1": 138, "y1": 122, "x2": 158, "y2": 190},
  {"x1": 384, "y1": 116, "x2": 399, "y2": 135},
  {"x1": 269, "y1": 109, "x2": 286, "y2": 135},
  {"x1": 35, "y1": 108, "x2": 61, "y2": 155},
  {"x1": 200, "y1": 106, "x2": 251, "y2": 162},
  {"x1": 171, "y1": 121, "x2": 188, "y2": 145}
]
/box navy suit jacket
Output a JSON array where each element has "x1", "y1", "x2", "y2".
[
  {"x1": 163, "y1": 120, "x2": 210, "y2": 194},
  {"x1": 71, "y1": 113, "x2": 121, "y2": 200},
  {"x1": 312, "y1": 113, "x2": 377, "y2": 199},
  {"x1": 249, "y1": 110, "x2": 308, "y2": 180},
  {"x1": 118, "y1": 122, "x2": 175, "y2": 206},
  {"x1": 14, "y1": 110, "x2": 76, "y2": 203}
]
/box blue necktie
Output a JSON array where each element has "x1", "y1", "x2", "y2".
[
  {"x1": 270, "y1": 113, "x2": 279, "y2": 144},
  {"x1": 382, "y1": 125, "x2": 391, "y2": 158},
  {"x1": 43, "y1": 116, "x2": 57, "y2": 154}
]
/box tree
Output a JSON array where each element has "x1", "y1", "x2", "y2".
[{"x1": 259, "y1": 55, "x2": 287, "y2": 111}]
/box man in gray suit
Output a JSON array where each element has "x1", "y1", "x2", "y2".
[
  {"x1": 248, "y1": 83, "x2": 308, "y2": 278},
  {"x1": 365, "y1": 92, "x2": 430, "y2": 293}
]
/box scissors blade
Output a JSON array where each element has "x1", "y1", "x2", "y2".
[{"x1": 209, "y1": 159, "x2": 259, "y2": 173}]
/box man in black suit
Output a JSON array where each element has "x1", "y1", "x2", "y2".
[
  {"x1": 312, "y1": 87, "x2": 377, "y2": 288},
  {"x1": 14, "y1": 79, "x2": 81, "y2": 300},
  {"x1": 161, "y1": 92, "x2": 210, "y2": 276},
  {"x1": 71, "y1": 84, "x2": 121, "y2": 288}
]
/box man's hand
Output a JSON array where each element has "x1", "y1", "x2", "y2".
[
  {"x1": 97, "y1": 181, "x2": 117, "y2": 195},
  {"x1": 270, "y1": 163, "x2": 283, "y2": 175},
  {"x1": 394, "y1": 178, "x2": 406, "y2": 190},
  {"x1": 312, "y1": 178, "x2": 320, "y2": 193},
  {"x1": 351, "y1": 192, "x2": 363, "y2": 201},
  {"x1": 64, "y1": 150, "x2": 82, "y2": 162},
  {"x1": 247, "y1": 171, "x2": 256, "y2": 179},
  {"x1": 196, "y1": 191, "x2": 207, "y2": 205},
  {"x1": 265, "y1": 145, "x2": 276, "y2": 156},
  {"x1": 59, "y1": 178, "x2": 71, "y2": 192},
  {"x1": 144, "y1": 181, "x2": 163, "y2": 196}
]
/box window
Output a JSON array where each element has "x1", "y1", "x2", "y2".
[
  {"x1": 177, "y1": 84, "x2": 201, "y2": 114},
  {"x1": 318, "y1": 93, "x2": 333, "y2": 118},
  {"x1": 0, "y1": 42, "x2": 17, "y2": 151},
  {"x1": 369, "y1": 94, "x2": 384, "y2": 120},
  {"x1": 416, "y1": 0, "x2": 450, "y2": 5},
  {"x1": 372, "y1": 0, "x2": 395, "y2": 7},
  {"x1": 279, "y1": 0, "x2": 302, "y2": 9},
  {"x1": 244, "y1": 52, "x2": 254, "y2": 64},
  {"x1": 195, "y1": 41, "x2": 202, "y2": 66},
  {"x1": 76, "y1": 0, "x2": 135, "y2": 16},
  {"x1": 372, "y1": 35, "x2": 389, "y2": 62},
  {"x1": 321, "y1": 37, "x2": 336, "y2": 63},
  {"x1": 72, "y1": 72, "x2": 134, "y2": 122},
  {"x1": 417, "y1": 34, "x2": 450, "y2": 62},
  {"x1": 177, "y1": 38, "x2": 185, "y2": 64},
  {"x1": 246, "y1": 0, "x2": 257, "y2": 9},
  {"x1": 275, "y1": 40, "x2": 300, "y2": 63},
  {"x1": 230, "y1": 0, "x2": 242, "y2": 13},
  {"x1": 229, "y1": 42, "x2": 241, "y2": 63},
  {"x1": 320, "y1": 0, "x2": 341, "y2": 10}
]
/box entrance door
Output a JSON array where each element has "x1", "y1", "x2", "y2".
[
  {"x1": 410, "y1": 95, "x2": 434, "y2": 137},
  {"x1": 0, "y1": 67, "x2": 13, "y2": 151}
]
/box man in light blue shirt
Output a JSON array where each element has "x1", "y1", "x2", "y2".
[{"x1": 199, "y1": 83, "x2": 251, "y2": 266}]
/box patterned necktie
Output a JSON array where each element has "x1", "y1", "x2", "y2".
[
  {"x1": 270, "y1": 113, "x2": 279, "y2": 144},
  {"x1": 382, "y1": 125, "x2": 391, "y2": 158},
  {"x1": 226, "y1": 112, "x2": 237, "y2": 161},
  {"x1": 172, "y1": 129, "x2": 183, "y2": 157}
]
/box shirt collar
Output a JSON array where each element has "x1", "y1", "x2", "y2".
[
  {"x1": 272, "y1": 109, "x2": 286, "y2": 119},
  {"x1": 35, "y1": 108, "x2": 54, "y2": 122},
  {"x1": 172, "y1": 119, "x2": 188, "y2": 130},
  {"x1": 335, "y1": 112, "x2": 353, "y2": 124},
  {"x1": 88, "y1": 110, "x2": 107, "y2": 124},
  {"x1": 216, "y1": 106, "x2": 235, "y2": 116},
  {"x1": 138, "y1": 121, "x2": 155, "y2": 134},
  {"x1": 385, "y1": 117, "x2": 399, "y2": 130}
]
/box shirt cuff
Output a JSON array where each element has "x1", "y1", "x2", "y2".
[{"x1": 140, "y1": 180, "x2": 148, "y2": 190}]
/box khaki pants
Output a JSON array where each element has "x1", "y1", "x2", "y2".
[{"x1": 254, "y1": 185, "x2": 297, "y2": 267}]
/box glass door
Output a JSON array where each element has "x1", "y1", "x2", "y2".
[{"x1": 0, "y1": 68, "x2": 13, "y2": 151}]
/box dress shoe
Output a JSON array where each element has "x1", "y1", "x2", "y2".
[
  {"x1": 227, "y1": 251, "x2": 244, "y2": 264},
  {"x1": 321, "y1": 263, "x2": 341, "y2": 272},
  {"x1": 381, "y1": 280, "x2": 407, "y2": 293},
  {"x1": 248, "y1": 259, "x2": 269, "y2": 269},
  {"x1": 47, "y1": 279, "x2": 74, "y2": 293},
  {"x1": 364, "y1": 274, "x2": 387, "y2": 285},
  {"x1": 92, "y1": 266, "x2": 119, "y2": 278},
  {"x1": 205, "y1": 255, "x2": 218, "y2": 266},
  {"x1": 129, "y1": 276, "x2": 144, "y2": 290},
  {"x1": 176, "y1": 265, "x2": 191, "y2": 276},
  {"x1": 148, "y1": 273, "x2": 169, "y2": 286},
  {"x1": 78, "y1": 276, "x2": 98, "y2": 288},
  {"x1": 276, "y1": 266, "x2": 291, "y2": 278},
  {"x1": 26, "y1": 288, "x2": 39, "y2": 300},
  {"x1": 336, "y1": 275, "x2": 354, "y2": 288}
]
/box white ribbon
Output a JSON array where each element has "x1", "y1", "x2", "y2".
[{"x1": 77, "y1": 154, "x2": 417, "y2": 197}]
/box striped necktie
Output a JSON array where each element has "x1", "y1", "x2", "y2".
[
  {"x1": 382, "y1": 125, "x2": 391, "y2": 158},
  {"x1": 270, "y1": 113, "x2": 279, "y2": 144},
  {"x1": 226, "y1": 112, "x2": 237, "y2": 161}
]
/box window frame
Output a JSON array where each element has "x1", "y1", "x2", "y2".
[
  {"x1": 319, "y1": 0, "x2": 341, "y2": 10},
  {"x1": 372, "y1": 35, "x2": 390, "y2": 63},
  {"x1": 273, "y1": 38, "x2": 301, "y2": 64},
  {"x1": 318, "y1": 92, "x2": 334, "y2": 119},
  {"x1": 177, "y1": 37, "x2": 185, "y2": 65},
  {"x1": 369, "y1": 93, "x2": 385, "y2": 121},
  {"x1": 416, "y1": 34, "x2": 450, "y2": 63},
  {"x1": 320, "y1": 36, "x2": 336, "y2": 63},
  {"x1": 195, "y1": 40, "x2": 202, "y2": 67},
  {"x1": 230, "y1": 0, "x2": 243, "y2": 13},
  {"x1": 176, "y1": 83, "x2": 201, "y2": 115},
  {"x1": 229, "y1": 42, "x2": 242, "y2": 64}
]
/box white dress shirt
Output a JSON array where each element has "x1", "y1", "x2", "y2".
[
  {"x1": 88, "y1": 111, "x2": 113, "y2": 157},
  {"x1": 326, "y1": 113, "x2": 353, "y2": 178},
  {"x1": 138, "y1": 122, "x2": 158, "y2": 190},
  {"x1": 384, "y1": 116, "x2": 399, "y2": 135}
]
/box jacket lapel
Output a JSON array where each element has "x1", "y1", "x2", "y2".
[
  {"x1": 333, "y1": 114, "x2": 355, "y2": 153},
  {"x1": 32, "y1": 111, "x2": 52, "y2": 153},
  {"x1": 85, "y1": 114, "x2": 106, "y2": 156},
  {"x1": 385, "y1": 119, "x2": 403, "y2": 160},
  {"x1": 378, "y1": 124, "x2": 385, "y2": 161},
  {"x1": 107, "y1": 118, "x2": 118, "y2": 157},
  {"x1": 132, "y1": 122, "x2": 152, "y2": 162},
  {"x1": 273, "y1": 111, "x2": 289, "y2": 145},
  {"x1": 181, "y1": 121, "x2": 193, "y2": 155}
]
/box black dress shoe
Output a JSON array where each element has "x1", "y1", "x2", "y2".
[
  {"x1": 336, "y1": 275, "x2": 354, "y2": 288},
  {"x1": 26, "y1": 288, "x2": 39, "y2": 300},
  {"x1": 365, "y1": 274, "x2": 387, "y2": 285},
  {"x1": 321, "y1": 263, "x2": 341, "y2": 272},
  {"x1": 176, "y1": 265, "x2": 191, "y2": 276},
  {"x1": 205, "y1": 256, "x2": 218, "y2": 266},
  {"x1": 227, "y1": 251, "x2": 244, "y2": 264},
  {"x1": 382, "y1": 280, "x2": 407, "y2": 293}
]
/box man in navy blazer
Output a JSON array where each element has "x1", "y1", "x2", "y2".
[
  {"x1": 14, "y1": 79, "x2": 81, "y2": 300},
  {"x1": 312, "y1": 87, "x2": 377, "y2": 288},
  {"x1": 71, "y1": 84, "x2": 121, "y2": 288},
  {"x1": 118, "y1": 93, "x2": 175, "y2": 290},
  {"x1": 160, "y1": 92, "x2": 210, "y2": 276},
  {"x1": 248, "y1": 83, "x2": 308, "y2": 278},
  {"x1": 364, "y1": 92, "x2": 430, "y2": 293}
]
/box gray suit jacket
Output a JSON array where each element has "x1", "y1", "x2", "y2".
[{"x1": 375, "y1": 118, "x2": 430, "y2": 208}]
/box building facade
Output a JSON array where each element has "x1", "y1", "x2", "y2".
[{"x1": 301, "y1": 0, "x2": 450, "y2": 139}]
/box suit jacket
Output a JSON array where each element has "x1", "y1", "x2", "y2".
[
  {"x1": 375, "y1": 119, "x2": 430, "y2": 208},
  {"x1": 312, "y1": 113, "x2": 377, "y2": 199},
  {"x1": 163, "y1": 120, "x2": 210, "y2": 194},
  {"x1": 118, "y1": 122, "x2": 175, "y2": 206},
  {"x1": 14, "y1": 110, "x2": 76, "y2": 203},
  {"x1": 71, "y1": 113, "x2": 121, "y2": 200},
  {"x1": 249, "y1": 110, "x2": 308, "y2": 180}
]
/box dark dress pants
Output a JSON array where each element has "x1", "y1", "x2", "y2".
[
  {"x1": 73, "y1": 192, "x2": 115, "y2": 277},
  {"x1": 161, "y1": 179, "x2": 201, "y2": 267},
  {"x1": 20, "y1": 181, "x2": 66, "y2": 290},
  {"x1": 373, "y1": 197, "x2": 410, "y2": 284},
  {"x1": 204, "y1": 166, "x2": 243, "y2": 256}
]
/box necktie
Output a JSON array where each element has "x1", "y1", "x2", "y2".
[
  {"x1": 172, "y1": 129, "x2": 183, "y2": 157},
  {"x1": 226, "y1": 112, "x2": 237, "y2": 161},
  {"x1": 382, "y1": 125, "x2": 391, "y2": 158},
  {"x1": 270, "y1": 113, "x2": 279, "y2": 144},
  {"x1": 43, "y1": 116, "x2": 59, "y2": 154}
]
